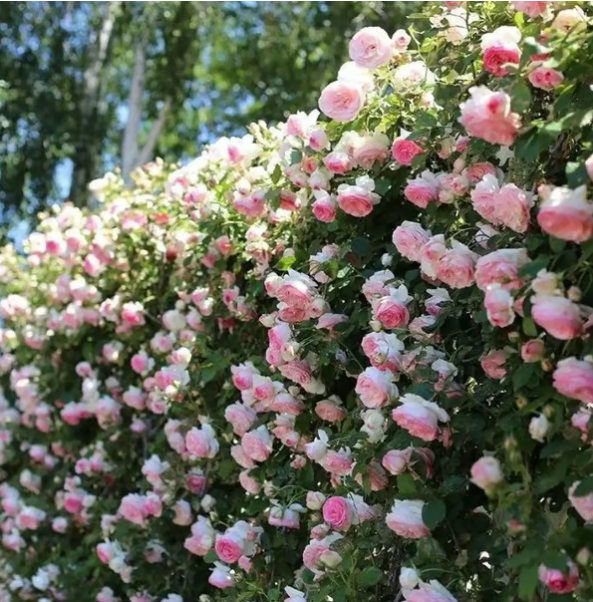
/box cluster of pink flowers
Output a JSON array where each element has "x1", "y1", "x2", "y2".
[{"x1": 2, "y1": 3, "x2": 593, "y2": 601}]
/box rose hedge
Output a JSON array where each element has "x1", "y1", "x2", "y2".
[{"x1": 2, "y1": 2, "x2": 593, "y2": 602}]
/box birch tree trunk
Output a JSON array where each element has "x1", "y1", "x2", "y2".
[{"x1": 69, "y1": 1, "x2": 120, "y2": 205}]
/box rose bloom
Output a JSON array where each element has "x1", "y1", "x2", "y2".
[
  {"x1": 569, "y1": 481, "x2": 593, "y2": 522},
  {"x1": 241, "y1": 426, "x2": 274, "y2": 462},
  {"x1": 392, "y1": 400, "x2": 441, "y2": 442},
  {"x1": 323, "y1": 449, "x2": 353, "y2": 476},
  {"x1": 315, "y1": 398, "x2": 347, "y2": 422},
  {"x1": 318, "y1": 81, "x2": 365, "y2": 123},
  {"x1": 336, "y1": 180, "x2": 380, "y2": 217},
  {"x1": 224, "y1": 402, "x2": 257, "y2": 436},
  {"x1": 382, "y1": 448, "x2": 412, "y2": 476},
  {"x1": 392, "y1": 138, "x2": 423, "y2": 166},
  {"x1": 538, "y1": 563, "x2": 580, "y2": 594},
  {"x1": 322, "y1": 496, "x2": 352, "y2": 531},
  {"x1": 484, "y1": 285, "x2": 515, "y2": 328},
  {"x1": 312, "y1": 194, "x2": 337, "y2": 223},
  {"x1": 521, "y1": 339, "x2": 545, "y2": 363},
  {"x1": 323, "y1": 151, "x2": 353, "y2": 174},
  {"x1": 531, "y1": 295, "x2": 582, "y2": 340},
  {"x1": 474, "y1": 248, "x2": 529, "y2": 291},
  {"x1": 459, "y1": 86, "x2": 521, "y2": 146},
  {"x1": 465, "y1": 161, "x2": 497, "y2": 184},
  {"x1": 528, "y1": 65, "x2": 564, "y2": 91},
  {"x1": 481, "y1": 349, "x2": 508, "y2": 379},
  {"x1": 470, "y1": 456, "x2": 503, "y2": 491},
  {"x1": 386, "y1": 500, "x2": 429, "y2": 539},
  {"x1": 355, "y1": 367, "x2": 398, "y2": 408},
  {"x1": 209, "y1": 563, "x2": 234, "y2": 589},
  {"x1": 214, "y1": 533, "x2": 244, "y2": 564},
  {"x1": 404, "y1": 172, "x2": 439, "y2": 208},
  {"x1": 481, "y1": 26, "x2": 521, "y2": 77},
  {"x1": 372, "y1": 296, "x2": 410, "y2": 329},
  {"x1": 537, "y1": 185, "x2": 593, "y2": 243},
  {"x1": 349, "y1": 26, "x2": 393, "y2": 68},
  {"x1": 352, "y1": 132, "x2": 390, "y2": 169},
  {"x1": 436, "y1": 245, "x2": 476, "y2": 289},
  {"x1": 553, "y1": 357, "x2": 593, "y2": 404},
  {"x1": 361, "y1": 331, "x2": 404, "y2": 373},
  {"x1": 392, "y1": 221, "x2": 432, "y2": 262},
  {"x1": 552, "y1": 7, "x2": 587, "y2": 34},
  {"x1": 512, "y1": 1, "x2": 550, "y2": 19}
]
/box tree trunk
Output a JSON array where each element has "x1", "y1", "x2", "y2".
[{"x1": 69, "y1": 1, "x2": 120, "y2": 205}]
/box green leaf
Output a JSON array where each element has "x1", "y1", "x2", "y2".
[
  {"x1": 518, "y1": 256, "x2": 549, "y2": 278},
  {"x1": 541, "y1": 550, "x2": 568, "y2": 571},
  {"x1": 574, "y1": 476, "x2": 593, "y2": 496},
  {"x1": 374, "y1": 178, "x2": 391, "y2": 196},
  {"x1": 203, "y1": 550, "x2": 218, "y2": 563},
  {"x1": 510, "y1": 79, "x2": 532, "y2": 113},
  {"x1": 268, "y1": 589, "x2": 280, "y2": 602},
  {"x1": 277, "y1": 255, "x2": 296, "y2": 271},
  {"x1": 513, "y1": 363, "x2": 535, "y2": 390},
  {"x1": 351, "y1": 237, "x2": 371, "y2": 257},
  {"x1": 566, "y1": 162, "x2": 589, "y2": 188},
  {"x1": 422, "y1": 499, "x2": 446, "y2": 530},
  {"x1": 518, "y1": 565, "x2": 538, "y2": 601},
  {"x1": 357, "y1": 567, "x2": 383, "y2": 587},
  {"x1": 580, "y1": 238, "x2": 593, "y2": 260},
  {"x1": 549, "y1": 237, "x2": 566, "y2": 253},
  {"x1": 522, "y1": 317, "x2": 538, "y2": 337},
  {"x1": 397, "y1": 473, "x2": 417, "y2": 494},
  {"x1": 290, "y1": 149, "x2": 302, "y2": 164}
]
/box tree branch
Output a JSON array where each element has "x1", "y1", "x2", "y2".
[
  {"x1": 122, "y1": 43, "x2": 146, "y2": 180},
  {"x1": 135, "y1": 97, "x2": 171, "y2": 169}
]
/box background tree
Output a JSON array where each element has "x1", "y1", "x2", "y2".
[{"x1": 0, "y1": 1, "x2": 416, "y2": 218}]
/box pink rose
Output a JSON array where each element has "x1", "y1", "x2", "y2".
[
  {"x1": 118, "y1": 493, "x2": 146, "y2": 526},
  {"x1": 215, "y1": 534, "x2": 244, "y2": 564},
  {"x1": 531, "y1": 295, "x2": 582, "y2": 340},
  {"x1": 209, "y1": 563, "x2": 234, "y2": 589},
  {"x1": 323, "y1": 151, "x2": 353, "y2": 174},
  {"x1": 474, "y1": 249, "x2": 529, "y2": 291},
  {"x1": 355, "y1": 367, "x2": 398, "y2": 408},
  {"x1": 392, "y1": 221, "x2": 432, "y2": 262},
  {"x1": 315, "y1": 398, "x2": 346, "y2": 422},
  {"x1": 512, "y1": 1, "x2": 550, "y2": 18},
  {"x1": 465, "y1": 162, "x2": 497, "y2": 184},
  {"x1": 482, "y1": 44, "x2": 521, "y2": 77},
  {"x1": 537, "y1": 185, "x2": 593, "y2": 243},
  {"x1": 312, "y1": 195, "x2": 337, "y2": 223},
  {"x1": 373, "y1": 296, "x2": 410, "y2": 329},
  {"x1": 436, "y1": 245, "x2": 476, "y2": 289},
  {"x1": 224, "y1": 403, "x2": 257, "y2": 436},
  {"x1": 392, "y1": 138, "x2": 424, "y2": 166},
  {"x1": 484, "y1": 285, "x2": 515, "y2": 328},
  {"x1": 459, "y1": 86, "x2": 521, "y2": 146},
  {"x1": 386, "y1": 500, "x2": 429, "y2": 539},
  {"x1": 528, "y1": 65, "x2": 564, "y2": 91},
  {"x1": 337, "y1": 178, "x2": 380, "y2": 217},
  {"x1": 185, "y1": 424, "x2": 219, "y2": 459},
  {"x1": 470, "y1": 456, "x2": 503, "y2": 491},
  {"x1": 361, "y1": 331, "x2": 403, "y2": 373},
  {"x1": 241, "y1": 426, "x2": 274, "y2": 462},
  {"x1": 404, "y1": 172, "x2": 439, "y2": 208},
  {"x1": 481, "y1": 349, "x2": 508, "y2": 379},
  {"x1": 231, "y1": 362, "x2": 259, "y2": 391},
  {"x1": 521, "y1": 339, "x2": 545, "y2": 363},
  {"x1": 322, "y1": 496, "x2": 352, "y2": 531},
  {"x1": 323, "y1": 450, "x2": 353, "y2": 476},
  {"x1": 352, "y1": 133, "x2": 390, "y2": 169},
  {"x1": 392, "y1": 402, "x2": 438, "y2": 442},
  {"x1": 318, "y1": 81, "x2": 365, "y2": 122},
  {"x1": 569, "y1": 481, "x2": 593, "y2": 522},
  {"x1": 349, "y1": 27, "x2": 393, "y2": 69},
  {"x1": 553, "y1": 357, "x2": 593, "y2": 404},
  {"x1": 538, "y1": 563, "x2": 580, "y2": 594},
  {"x1": 382, "y1": 448, "x2": 412, "y2": 475},
  {"x1": 303, "y1": 540, "x2": 330, "y2": 571},
  {"x1": 497, "y1": 184, "x2": 532, "y2": 233}
]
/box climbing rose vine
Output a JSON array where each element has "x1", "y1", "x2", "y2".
[{"x1": 2, "y1": 2, "x2": 593, "y2": 601}]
